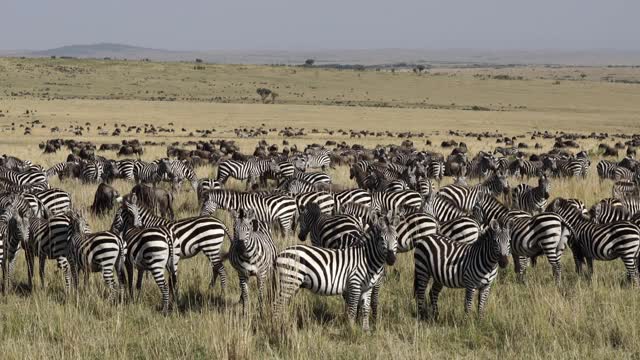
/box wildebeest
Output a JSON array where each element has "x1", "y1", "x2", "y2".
[
  {"x1": 130, "y1": 183, "x2": 175, "y2": 220},
  {"x1": 91, "y1": 182, "x2": 122, "y2": 215}
]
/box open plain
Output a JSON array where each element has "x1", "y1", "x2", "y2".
[{"x1": 1, "y1": 58, "x2": 640, "y2": 359}]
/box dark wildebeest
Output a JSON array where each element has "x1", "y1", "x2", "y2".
[
  {"x1": 91, "y1": 182, "x2": 122, "y2": 215},
  {"x1": 130, "y1": 183, "x2": 175, "y2": 220}
]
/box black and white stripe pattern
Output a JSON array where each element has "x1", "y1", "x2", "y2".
[
  {"x1": 438, "y1": 171, "x2": 510, "y2": 212},
  {"x1": 158, "y1": 159, "x2": 198, "y2": 191},
  {"x1": 228, "y1": 208, "x2": 277, "y2": 315},
  {"x1": 133, "y1": 160, "x2": 161, "y2": 186},
  {"x1": 34, "y1": 188, "x2": 72, "y2": 216},
  {"x1": 216, "y1": 159, "x2": 278, "y2": 189},
  {"x1": 298, "y1": 203, "x2": 364, "y2": 248},
  {"x1": 413, "y1": 219, "x2": 512, "y2": 320},
  {"x1": 80, "y1": 160, "x2": 104, "y2": 183},
  {"x1": 370, "y1": 190, "x2": 423, "y2": 214},
  {"x1": 511, "y1": 174, "x2": 551, "y2": 214},
  {"x1": 274, "y1": 215, "x2": 399, "y2": 330},
  {"x1": 549, "y1": 198, "x2": 640, "y2": 285},
  {"x1": 0, "y1": 166, "x2": 47, "y2": 186}
]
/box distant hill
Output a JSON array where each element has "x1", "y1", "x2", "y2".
[{"x1": 4, "y1": 43, "x2": 640, "y2": 66}]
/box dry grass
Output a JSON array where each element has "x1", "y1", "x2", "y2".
[{"x1": 0, "y1": 59, "x2": 639, "y2": 359}]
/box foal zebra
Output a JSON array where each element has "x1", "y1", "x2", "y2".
[
  {"x1": 274, "y1": 214, "x2": 399, "y2": 330},
  {"x1": 413, "y1": 218, "x2": 512, "y2": 320}
]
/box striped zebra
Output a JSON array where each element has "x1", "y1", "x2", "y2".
[
  {"x1": 274, "y1": 214, "x2": 399, "y2": 330},
  {"x1": 114, "y1": 195, "x2": 230, "y2": 291},
  {"x1": 298, "y1": 203, "x2": 364, "y2": 248},
  {"x1": 46, "y1": 162, "x2": 71, "y2": 178},
  {"x1": 302, "y1": 152, "x2": 332, "y2": 171},
  {"x1": 511, "y1": 174, "x2": 551, "y2": 214},
  {"x1": 370, "y1": 190, "x2": 423, "y2": 214},
  {"x1": 216, "y1": 159, "x2": 278, "y2": 189},
  {"x1": 395, "y1": 212, "x2": 439, "y2": 253},
  {"x1": 422, "y1": 191, "x2": 468, "y2": 223},
  {"x1": 0, "y1": 166, "x2": 47, "y2": 186},
  {"x1": 116, "y1": 159, "x2": 136, "y2": 181},
  {"x1": 293, "y1": 191, "x2": 335, "y2": 215},
  {"x1": 549, "y1": 198, "x2": 640, "y2": 284},
  {"x1": 557, "y1": 157, "x2": 590, "y2": 178},
  {"x1": 1, "y1": 206, "x2": 28, "y2": 293},
  {"x1": 197, "y1": 178, "x2": 223, "y2": 202},
  {"x1": 333, "y1": 188, "x2": 372, "y2": 211},
  {"x1": 439, "y1": 171, "x2": 510, "y2": 213},
  {"x1": 474, "y1": 195, "x2": 568, "y2": 284},
  {"x1": 289, "y1": 169, "x2": 331, "y2": 188},
  {"x1": 0, "y1": 192, "x2": 45, "y2": 219},
  {"x1": 203, "y1": 190, "x2": 297, "y2": 235},
  {"x1": 158, "y1": 159, "x2": 198, "y2": 192},
  {"x1": 111, "y1": 200, "x2": 176, "y2": 313},
  {"x1": 467, "y1": 152, "x2": 498, "y2": 179},
  {"x1": 80, "y1": 160, "x2": 104, "y2": 183},
  {"x1": 597, "y1": 160, "x2": 633, "y2": 181},
  {"x1": 413, "y1": 218, "x2": 512, "y2": 320},
  {"x1": 66, "y1": 212, "x2": 126, "y2": 301},
  {"x1": 228, "y1": 208, "x2": 277, "y2": 315},
  {"x1": 133, "y1": 160, "x2": 161, "y2": 186},
  {"x1": 277, "y1": 177, "x2": 317, "y2": 194},
  {"x1": 589, "y1": 199, "x2": 631, "y2": 224},
  {"x1": 34, "y1": 188, "x2": 72, "y2": 216},
  {"x1": 426, "y1": 159, "x2": 445, "y2": 184},
  {"x1": 438, "y1": 216, "x2": 481, "y2": 245}
]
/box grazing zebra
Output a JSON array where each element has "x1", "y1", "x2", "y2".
[
  {"x1": 597, "y1": 160, "x2": 633, "y2": 181},
  {"x1": 370, "y1": 190, "x2": 423, "y2": 214},
  {"x1": 158, "y1": 159, "x2": 198, "y2": 192},
  {"x1": 197, "y1": 178, "x2": 223, "y2": 202},
  {"x1": 114, "y1": 195, "x2": 230, "y2": 291},
  {"x1": 302, "y1": 152, "x2": 332, "y2": 171},
  {"x1": 475, "y1": 195, "x2": 568, "y2": 284},
  {"x1": 1, "y1": 206, "x2": 28, "y2": 293},
  {"x1": 0, "y1": 166, "x2": 47, "y2": 186},
  {"x1": 203, "y1": 190, "x2": 297, "y2": 235},
  {"x1": 34, "y1": 188, "x2": 72, "y2": 216},
  {"x1": 66, "y1": 212, "x2": 126, "y2": 301},
  {"x1": 46, "y1": 162, "x2": 70, "y2": 178},
  {"x1": 274, "y1": 214, "x2": 399, "y2": 330},
  {"x1": 298, "y1": 203, "x2": 364, "y2": 248},
  {"x1": 216, "y1": 159, "x2": 278, "y2": 189},
  {"x1": 228, "y1": 208, "x2": 277, "y2": 315},
  {"x1": 413, "y1": 218, "x2": 512, "y2": 320},
  {"x1": 548, "y1": 198, "x2": 640, "y2": 284},
  {"x1": 511, "y1": 174, "x2": 551, "y2": 214},
  {"x1": 438, "y1": 170, "x2": 510, "y2": 213},
  {"x1": 112, "y1": 199, "x2": 176, "y2": 313},
  {"x1": 557, "y1": 158, "x2": 590, "y2": 178}
]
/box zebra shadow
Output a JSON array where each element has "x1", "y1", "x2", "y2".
[
  {"x1": 296, "y1": 301, "x2": 338, "y2": 329},
  {"x1": 174, "y1": 288, "x2": 227, "y2": 314}
]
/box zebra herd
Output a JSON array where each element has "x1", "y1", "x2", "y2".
[{"x1": 2, "y1": 141, "x2": 640, "y2": 331}]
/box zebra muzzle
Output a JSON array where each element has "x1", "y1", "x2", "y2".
[
  {"x1": 386, "y1": 252, "x2": 397, "y2": 266},
  {"x1": 498, "y1": 256, "x2": 509, "y2": 268}
]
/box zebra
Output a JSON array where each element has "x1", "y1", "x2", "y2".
[
  {"x1": 298, "y1": 203, "x2": 364, "y2": 248},
  {"x1": 293, "y1": 191, "x2": 335, "y2": 215},
  {"x1": 466, "y1": 152, "x2": 498, "y2": 179},
  {"x1": 302, "y1": 152, "x2": 332, "y2": 171},
  {"x1": 438, "y1": 216, "x2": 482, "y2": 245},
  {"x1": 34, "y1": 188, "x2": 72, "y2": 216},
  {"x1": 597, "y1": 160, "x2": 633, "y2": 181},
  {"x1": 116, "y1": 159, "x2": 136, "y2": 181},
  {"x1": 111, "y1": 200, "x2": 176, "y2": 313},
  {"x1": 422, "y1": 191, "x2": 468, "y2": 223},
  {"x1": 80, "y1": 160, "x2": 104, "y2": 183},
  {"x1": 289, "y1": 169, "x2": 331, "y2": 188},
  {"x1": 370, "y1": 190, "x2": 423, "y2": 214},
  {"x1": 557, "y1": 157, "x2": 590, "y2": 178},
  {"x1": 66, "y1": 212, "x2": 126, "y2": 301},
  {"x1": 0, "y1": 180, "x2": 49, "y2": 193},
  {"x1": 1, "y1": 206, "x2": 28, "y2": 293},
  {"x1": 438, "y1": 170, "x2": 510, "y2": 213},
  {"x1": 511, "y1": 173, "x2": 551, "y2": 214},
  {"x1": 426, "y1": 159, "x2": 445, "y2": 184},
  {"x1": 114, "y1": 195, "x2": 230, "y2": 291},
  {"x1": 395, "y1": 212, "x2": 439, "y2": 253},
  {"x1": 0, "y1": 192, "x2": 45, "y2": 219},
  {"x1": 333, "y1": 188, "x2": 372, "y2": 211},
  {"x1": 133, "y1": 160, "x2": 161, "y2": 186},
  {"x1": 413, "y1": 218, "x2": 512, "y2": 320},
  {"x1": 158, "y1": 159, "x2": 198, "y2": 192},
  {"x1": 46, "y1": 162, "x2": 70, "y2": 178},
  {"x1": 197, "y1": 178, "x2": 223, "y2": 203},
  {"x1": 228, "y1": 208, "x2": 277, "y2": 315},
  {"x1": 589, "y1": 199, "x2": 631, "y2": 224},
  {"x1": 203, "y1": 190, "x2": 297, "y2": 236},
  {"x1": 548, "y1": 197, "x2": 640, "y2": 285},
  {"x1": 475, "y1": 194, "x2": 569, "y2": 284},
  {"x1": 274, "y1": 214, "x2": 399, "y2": 331},
  {"x1": 216, "y1": 159, "x2": 278, "y2": 189},
  {"x1": 277, "y1": 177, "x2": 317, "y2": 194},
  {"x1": 0, "y1": 166, "x2": 47, "y2": 186}
]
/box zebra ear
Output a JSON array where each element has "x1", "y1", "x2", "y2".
[
  {"x1": 489, "y1": 219, "x2": 500, "y2": 232},
  {"x1": 129, "y1": 193, "x2": 138, "y2": 205}
]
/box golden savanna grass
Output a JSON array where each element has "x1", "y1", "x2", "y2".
[{"x1": 0, "y1": 58, "x2": 639, "y2": 359}]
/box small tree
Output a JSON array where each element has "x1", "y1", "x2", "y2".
[
  {"x1": 416, "y1": 65, "x2": 426, "y2": 74},
  {"x1": 305, "y1": 59, "x2": 315, "y2": 66},
  {"x1": 580, "y1": 73, "x2": 587, "y2": 79},
  {"x1": 195, "y1": 58, "x2": 203, "y2": 63},
  {"x1": 256, "y1": 88, "x2": 272, "y2": 103},
  {"x1": 270, "y1": 92, "x2": 278, "y2": 104}
]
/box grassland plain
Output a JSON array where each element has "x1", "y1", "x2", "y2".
[{"x1": 0, "y1": 59, "x2": 639, "y2": 359}]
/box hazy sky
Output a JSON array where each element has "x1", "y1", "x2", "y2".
[{"x1": 2, "y1": 0, "x2": 638, "y2": 51}]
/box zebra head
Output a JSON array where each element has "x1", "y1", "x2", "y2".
[
  {"x1": 298, "y1": 203, "x2": 321, "y2": 242},
  {"x1": 7, "y1": 209, "x2": 29, "y2": 247},
  {"x1": 230, "y1": 208, "x2": 260, "y2": 248},
  {"x1": 269, "y1": 159, "x2": 281, "y2": 174},
  {"x1": 68, "y1": 210, "x2": 88, "y2": 245},
  {"x1": 373, "y1": 213, "x2": 399, "y2": 266},
  {"x1": 488, "y1": 218, "x2": 512, "y2": 268},
  {"x1": 538, "y1": 173, "x2": 551, "y2": 198},
  {"x1": 120, "y1": 194, "x2": 142, "y2": 230},
  {"x1": 199, "y1": 193, "x2": 219, "y2": 216}
]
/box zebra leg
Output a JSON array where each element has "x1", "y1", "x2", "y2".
[
  {"x1": 26, "y1": 250, "x2": 35, "y2": 290},
  {"x1": 125, "y1": 259, "x2": 134, "y2": 300},
  {"x1": 102, "y1": 267, "x2": 118, "y2": 302},
  {"x1": 622, "y1": 255, "x2": 639, "y2": 287},
  {"x1": 150, "y1": 267, "x2": 170, "y2": 314},
  {"x1": 370, "y1": 281, "x2": 381, "y2": 327},
  {"x1": 543, "y1": 249, "x2": 562, "y2": 286},
  {"x1": 257, "y1": 273, "x2": 266, "y2": 315},
  {"x1": 346, "y1": 284, "x2": 361, "y2": 326},
  {"x1": 464, "y1": 288, "x2": 476, "y2": 316},
  {"x1": 477, "y1": 285, "x2": 492, "y2": 318},
  {"x1": 210, "y1": 262, "x2": 227, "y2": 291},
  {"x1": 239, "y1": 274, "x2": 249, "y2": 316},
  {"x1": 57, "y1": 257, "x2": 72, "y2": 293},
  {"x1": 39, "y1": 256, "x2": 46, "y2": 290},
  {"x1": 586, "y1": 257, "x2": 594, "y2": 281},
  {"x1": 428, "y1": 282, "x2": 443, "y2": 320},
  {"x1": 360, "y1": 288, "x2": 373, "y2": 331},
  {"x1": 136, "y1": 269, "x2": 145, "y2": 302},
  {"x1": 413, "y1": 271, "x2": 430, "y2": 320},
  {"x1": 272, "y1": 269, "x2": 302, "y2": 322},
  {"x1": 513, "y1": 255, "x2": 526, "y2": 283}
]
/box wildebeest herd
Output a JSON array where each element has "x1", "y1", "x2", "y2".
[{"x1": 2, "y1": 130, "x2": 640, "y2": 331}]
